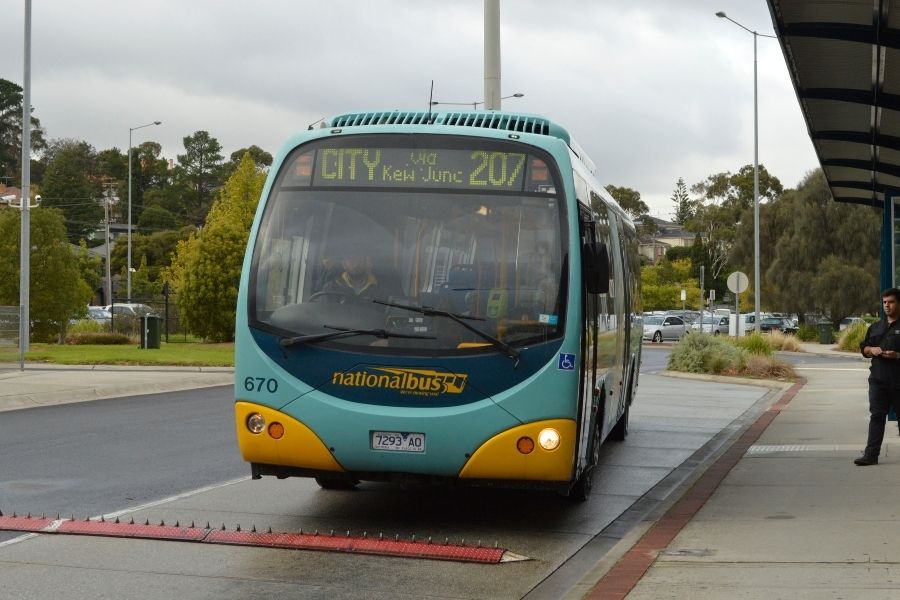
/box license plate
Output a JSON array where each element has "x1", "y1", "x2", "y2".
[{"x1": 371, "y1": 431, "x2": 426, "y2": 453}]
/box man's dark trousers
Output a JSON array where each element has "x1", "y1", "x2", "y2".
[{"x1": 865, "y1": 383, "x2": 900, "y2": 456}]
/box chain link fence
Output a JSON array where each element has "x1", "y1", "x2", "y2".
[
  {"x1": 103, "y1": 294, "x2": 190, "y2": 342},
  {"x1": 0, "y1": 306, "x2": 19, "y2": 367}
]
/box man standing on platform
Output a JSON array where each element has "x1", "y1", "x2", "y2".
[{"x1": 856, "y1": 287, "x2": 900, "y2": 465}]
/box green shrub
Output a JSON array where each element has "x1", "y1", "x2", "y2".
[
  {"x1": 669, "y1": 331, "x2": 748, "y2": 374},
  {"x1": 66, "y1": 332, "x2": 132, "y2": 345},
  {"x1": 669, "y1": 331, "x2": 795, "y2": 379},
  {"x1": 735, "y1": 331, "x2": 773, "y2": 356},
  {"x1": 837, "y1": 320, "x2": 868, "y2": 352},
  {"x1": 68, "y1": 319, "x2": 107, "y2": 334},
  {"x1": 796, "y1": 324, "x2": 819, "y2": 342},
  {"x1": 766, "y1": 330, "x2": 801, "y2": 351}
]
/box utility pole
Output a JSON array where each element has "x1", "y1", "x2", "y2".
[{"x1": 100, "y1": 184, "x2": 119, "y2": 305}]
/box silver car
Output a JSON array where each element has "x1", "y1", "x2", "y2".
[
  {"x1": 642, "y1": 315, "x2": 689, "y2": 342},
  {"x1": 691, "y1": 315, "x2": 729, "y2": 335}
]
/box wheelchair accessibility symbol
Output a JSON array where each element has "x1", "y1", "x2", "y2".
[{"x1": 558, "y1": 353, "x2": 576, "y2": 371}]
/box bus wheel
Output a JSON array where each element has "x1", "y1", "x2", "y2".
[
  {"x1": 610, "y1": 404, "x2": 629, "y2": 441},
  {"x1": 569, "y1": 423, "x2": 601, "y2": 501},
  {"x1": 315, "y1": 476, "x2": 359, "y2": 490}
]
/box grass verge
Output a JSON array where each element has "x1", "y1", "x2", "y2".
[{"x1": 6, "y1": 342, "x2": 235, "y2": 367}]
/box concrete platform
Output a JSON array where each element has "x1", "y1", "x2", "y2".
[{"x1": 585, "y1": 342, "x2": 900, "y2": 599}]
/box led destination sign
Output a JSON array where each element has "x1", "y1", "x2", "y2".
[{"x1": 305, "y1": 147, "x2": 534, "y2": 190}]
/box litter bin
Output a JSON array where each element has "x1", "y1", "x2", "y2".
[
  {"x1": 817, "y1": 321, "x2": 834, "y2": 344},
  {"x1": 140, "y1": 315, "x2": 161, "y2": 349}
]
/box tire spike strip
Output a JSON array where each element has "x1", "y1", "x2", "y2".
[{"x1": 0, "y1": 515, "x2": 523, "y2": 564}]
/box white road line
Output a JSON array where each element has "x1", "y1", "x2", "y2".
[
  {"x1": 0, "y1": 476, "x2": 250, "y2": 550},
  {"x1": 794, "y1": 367, "x2": 868, "y2": 372}
]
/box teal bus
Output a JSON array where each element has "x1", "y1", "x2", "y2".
[{"x1": 235, "y1": 110, "x2": 642, "y2": 499}]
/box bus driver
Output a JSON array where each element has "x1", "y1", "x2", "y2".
[{"x1": 322, "y1": 252, "x2": 381, "y2": 300}]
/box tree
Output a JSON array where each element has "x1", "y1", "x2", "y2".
[
  {"x1": 602, "y1": 184, "x2": 657, "y2": 235},
  {"x1": 640, "y1": 258, "x2": 701, "y2": 311},
  {"x1": 138, "y1": 205, "x2": 180, "y2": 232},
  {"x1": 691, "y1": 164, "x2": 783, "y2": 215},
  {"x1": 685, "y1": 164, "x2": 784, "y2": 283},
  {"x1": 731, "y1": 169, "x2": 880, "y2": 323},
  {"x1": 0, "y1": 78, "x2": 46, "y2": 185},
  {"x1": 223, "y1": 145, "x2": 272, "y2": 178},
  {"x1": 40, "y1": 140, "x2": 103, "y2": 242},
  {"x1": 671, "y1": 177, "x2": 694, "y2": 225},
  {"x1": 175, "y1": 130, "x2": 224, "y2": 224},
  {"x1": 0, "y1": 207, "x2": 92, "y2": 342},
  {"x1": 167, "y1": 153, "x2": 264, "y2": 341}
]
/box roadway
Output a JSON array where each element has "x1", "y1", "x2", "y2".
[{"x1": 0, "y1": 349, "x2": 784, "y2": 599}]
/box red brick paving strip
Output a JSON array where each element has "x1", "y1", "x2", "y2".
[{"x1": 586, "y1": 379, "x2": 805, "y2": 600}]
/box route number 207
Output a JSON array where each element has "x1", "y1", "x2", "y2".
[{"x1": 244, "y1": 376, "x2": 278, "y2": 393}]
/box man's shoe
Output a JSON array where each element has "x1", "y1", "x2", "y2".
[{"x1": 854, "y1": 454, "x2": 879, "y2": 466}]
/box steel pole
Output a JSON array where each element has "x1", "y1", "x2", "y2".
[
  {"x1": 127, "y1": 127, "x2": 132, "y2": 303},
  {"x1": 753, "y1": 31, "x2": 761, "y2": 332},
  {"x1": 483, "y1": 0, "x2": 501, "y2": 110},
  {"x1": 19, "y1": 0, "x2": 32, "y2": 366}
]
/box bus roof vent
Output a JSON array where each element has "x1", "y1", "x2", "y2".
[
  {"x1": 441, "y1": 112, "x2": 551, "y2": 136},
  {"x1": 330, "y1": 111, "x2": 437, "y2": 127},
  {"x1": 326, "y1": 110, "x2": 572, "y2": 144}
]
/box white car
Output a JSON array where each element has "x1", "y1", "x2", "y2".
[
  {"x1": 642, "y1": 315, "x2": 689, "y2": 342},
  {"x1": 103, "y1": 303, "x2": 154, "y2": 318},
  {"x1": 691, "y1": 315, "x2": 729, "y2": 335}
]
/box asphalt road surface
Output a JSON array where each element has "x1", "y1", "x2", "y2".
[{"x1": 0, "y1": 354, "x2": 775, "y2": 598}]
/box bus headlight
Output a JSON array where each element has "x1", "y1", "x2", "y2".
[
  {"x1": 246, "y1": 413, "x2": 266, "y2": 434},
  {"x1": 538, "y1": 428, "x2": 561, "y2": 451}
]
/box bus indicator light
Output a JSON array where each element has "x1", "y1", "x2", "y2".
[
  {"x1": 268, "y1": 422, "x2": 285, "y2": 439},
  {"x1": 516, "y1": 437, "x2": 535, "y2": 455}
]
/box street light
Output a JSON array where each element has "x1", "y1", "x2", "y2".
[
  {"x1": 127, "y1": 120, "x2": 161, "y2": 302},
  {"x1": 716, "y1": 11, "x2": 776, "y2": 333},
  {"x1": 430, "y1": 92, "x2": 524, "y2": 110}
]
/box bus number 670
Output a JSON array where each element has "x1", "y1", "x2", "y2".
[{"x1": 244, "y1": 377, "x2": 278, "y2": 393}]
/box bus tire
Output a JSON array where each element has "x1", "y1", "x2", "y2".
[
  {"x1": 569, "y1": 422, "x2": 601, "y2": 501},
  {"x1": 315, "y1": 476, "x2": 359, "y2": 490},
  {"x1": 610, "y1": 404, "x2": 628, "y2": 441}
]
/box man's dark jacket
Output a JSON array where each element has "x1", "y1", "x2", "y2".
[{"x1": 860, "y1": 319, "x2": 900, "y2": 386}]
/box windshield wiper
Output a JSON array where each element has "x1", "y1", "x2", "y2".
[
  {"x1": 373, "y1": 299, "x2": 520, "y2": 367},
  {"x1": 280, "y1": 325, "x2": 436, "y2": 348}
]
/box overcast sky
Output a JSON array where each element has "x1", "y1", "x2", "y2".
[{"x1": 0, "y1": 0, "x2": 818, "y2": 219}]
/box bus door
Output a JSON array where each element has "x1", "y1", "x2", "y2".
[
  {"x1": 576, "y1": 202, "x2": 601, "y2": 468},
  {"x1": 606, "y1": 210, "x2": 628, "y2": 425}
]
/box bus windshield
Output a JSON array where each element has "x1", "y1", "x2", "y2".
[{"x1": 249, "y1": 135, "x2": 567, "y2": 354}]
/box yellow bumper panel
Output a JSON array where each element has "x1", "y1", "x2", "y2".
[
  {"x1": 235, "y1": 401, "x2": 344, "y2": 472},
  {"x1": 458, "y1": 419, "x2": 576, "y2": 482}
]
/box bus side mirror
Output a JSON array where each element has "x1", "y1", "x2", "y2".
[{"x1": 583, "y1": 241, "x2": 609, "y2": 294}]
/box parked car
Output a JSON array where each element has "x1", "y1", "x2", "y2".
[
  {"x1": 691, "y1": 315, "x2": 729, "y2": 335},
  {"x1": 665, "y1": 310, "x2": 701, "y2": 324},
  {"x1": 759, "y1": 317, "x2": 798, "y2": 335},
  {"x1": 642, "y1": 315, "x2": 689, "y2": 342},
  {"x1": 839, "y1": 316, "x2": 864, "y2": 331},
  {"x1": 103, "y1": 303, "x2": 154, "y2": 318},
  {"x1": 86, "y1": 306, "x2": 112, "y2": 324}
]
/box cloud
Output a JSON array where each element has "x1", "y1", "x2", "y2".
[{"x1": 1, "y1": 0, "x2": 818, "y2": 219}]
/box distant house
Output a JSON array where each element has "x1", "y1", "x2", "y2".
[{"x1": 637, "y1": 216, "x2": 698, "y2": 263}]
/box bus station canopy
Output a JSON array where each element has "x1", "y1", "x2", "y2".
[{"x1": 768, "y1": 0, "x2": 900, "y2": 207}]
